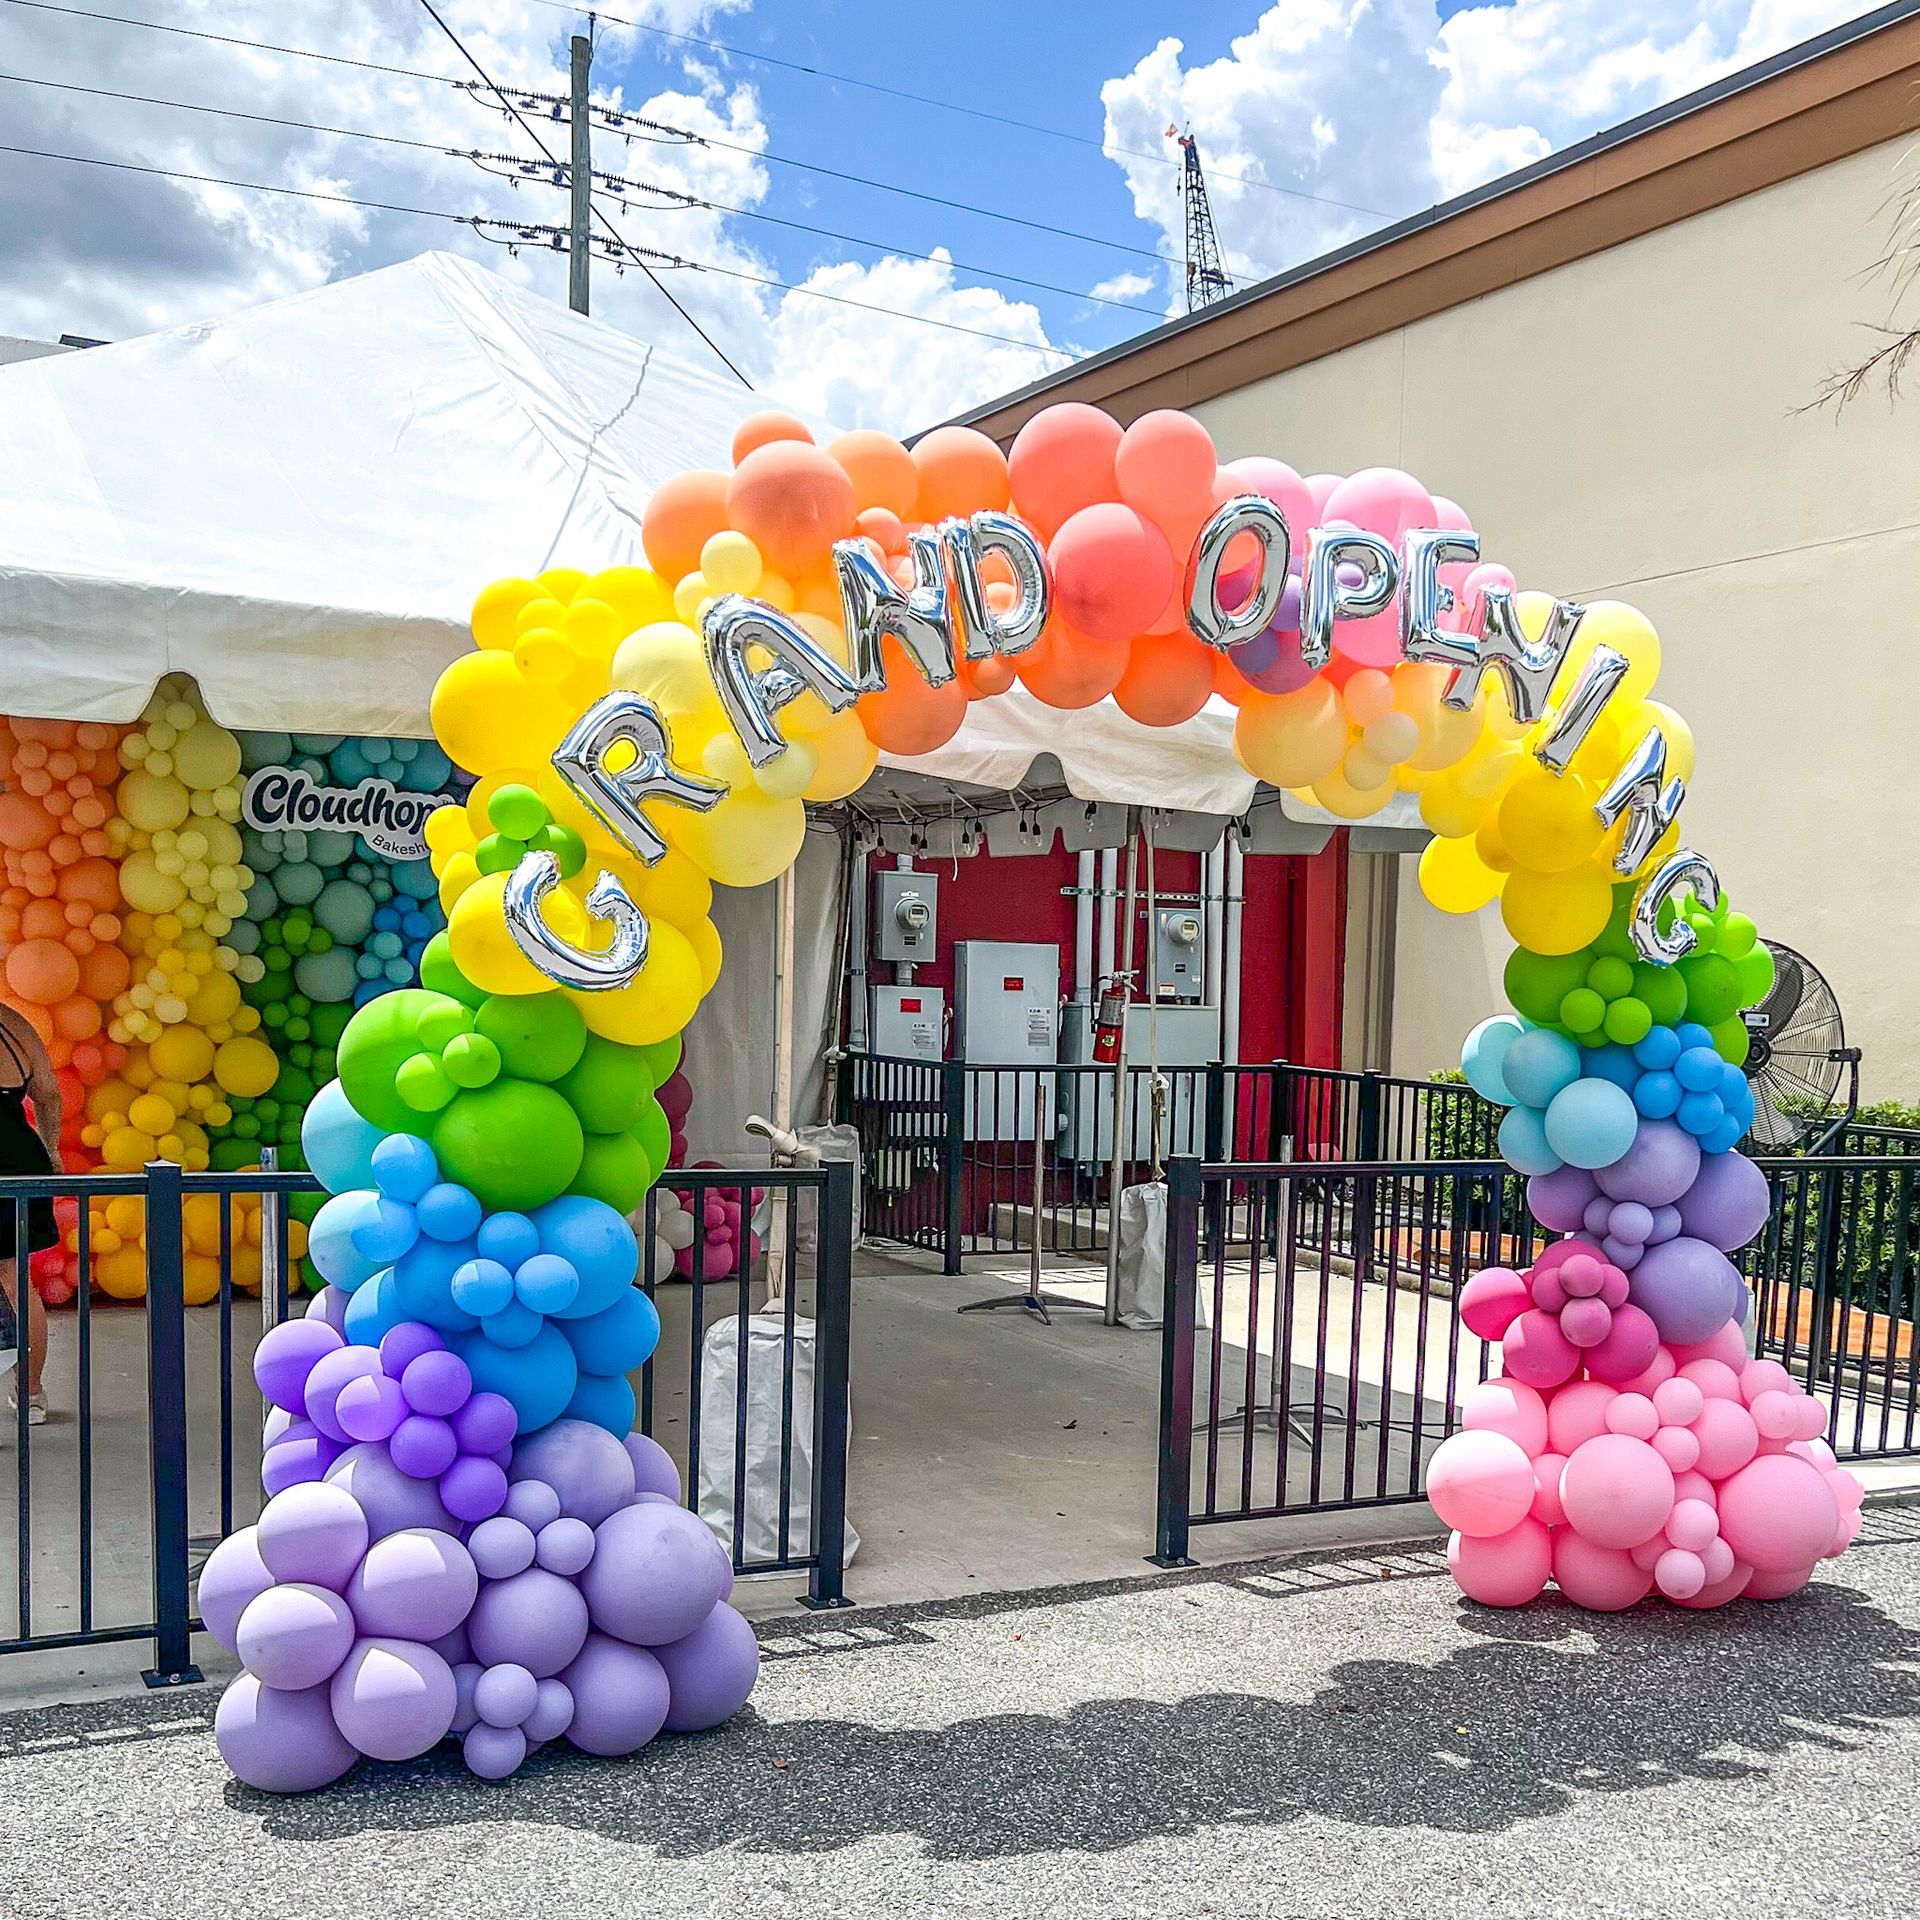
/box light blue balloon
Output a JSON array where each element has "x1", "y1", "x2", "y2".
[
  {"x1": 327, "y1": 740, "x2": 374, "y2": 786},
  {"x1": 556, "y1": 1285, "x2": 660, "y2": 1377},
  {"x1": 306, "y1": 1190, "x2": 388, "y2": 1292},
  {"x1": 307, "y1": 829, "x2": 356, "y2": 870},
  {"x1": 225, "y1": 919, "x2": 261, "y2": 956},
  {"x1": 1498, "y1": 1104, "x2": 1563, "y2": 1177},
  {"x1": 355, "y1": 953, "x2": 384, "y2": 981},
  {"x1": 1460, "y1": 1015, "x2": 1523, "y2": 1106},
  {"x1": 382, "y1": 957, "x2": 414, "y2": 985},
  {"x1": 1502, "y1": 1029, "x2": 1582, "y2": 1109},
  {"x1": 244, "y1": 876, "x2": 280, "y2": 921},
  {"x1": 371, "y1": 1132, "x2": 439, "y2": 1204},
  {"x1": 562, "y1": 1371, "x2": 636, "y2": 1438},
  {"x1": 391, "y1": 1234, "x2": 481, "y2": 1333},
  {"x1": 239, "y1": 731, "x2": 293, "y2": 772},
  {"x1": 293, "y1": 947, "x2": 359, "y2": 1004},
  {"x1": 531, "y1": 1195, "x2": 639, "y2": 1319},
  {"x1": 292, "y1": 734, "x2": 344, "y2": 754},
  {"x1": 455, "y1": 1322, "x2": 578, "y2": 1435},
  {"x1": 370, "y1": 930, "x2": 403, "y2": 961},
  {"x1": 451, "y1": 1257, "x2": 515, "y2": 1318},
  {"x1": 242, "y1": 827, "x2": 283, "y2": 873},
  {"x1": 514, "y1": 1253, "x2": 580, "y2": 1317},
  {"x1": 477, "y1": 1212, "x2": 540, "y2": 1270},
  {"x1": 301, "y1": 1080, "x2": 385, "y2": 1196},
  {"x1": 390, "y1": 860, "x2": 439, "y2": 902},
  {"x1": 416, "y1": 1181, "x2": 483, "y2": 1243},
  {"x1": 1542, "y1": 1077, "x2": 1639, "y2": 1171},
  {"x1": 401, "y1": 745, "x2": 452, "y2": 791},
  {"x1": 1634, "y1": 1070, "x2": 1681, "y2": 1119},
  {"x1": 342, "y1": 1268, "x2": 403, "y2": 1345}
]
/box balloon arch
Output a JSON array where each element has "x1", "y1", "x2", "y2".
[{"x1": 194, "y1": 403, "x2": 1863, "y2": 1791}]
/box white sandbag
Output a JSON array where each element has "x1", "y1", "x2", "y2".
[
  {"x1": 793, "y1": 1123, "x2": 862, "y2": 1251},
  {"x1": 1114, "y1": 1180, "x2": 1167, "y2": 1330},
  {"x1": 697, "y1": 1311, "x2": 860, "y2": 1569}
]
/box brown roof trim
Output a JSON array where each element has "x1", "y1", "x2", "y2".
[{"x1": 953, "y1": 1, "x2": 1920, "y2": 440}]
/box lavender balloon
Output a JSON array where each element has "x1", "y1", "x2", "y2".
[
  {"x1": 325, "y1": 1443, "x2": 458, "y2": 1541},
  {"x1": 235, "y1": 1582, "x2": 357, "y2": 1691},
  {"x1": 441, "y1": 1456, "x2": 510, "y2": 1524},
  {"x1": 1595, "y1": 1119, "x2": 1701, "y2": 1208},
  {"x1": 467, "y1": 1567, "x2": 590, "y2": 1677},
  {"x1": 1677, "y1": 1149, "x2": 1772, "y2": 1252},
  {"x1": 582, "y1": 1503, "x2": 727, "y2": 1646},
  {"x1": 561, "y1": 1633, "x2": 671, "y2": 1756},
  {"x1": 303, "y1": 1345, "x2": 387, "y2": 1443},
  {"x1": 253, "y1": 1318, "x2": 344, "y2": 1414},
  {"x1": 197, "y1": 1525, "x2": 275, "y2": 1651},
  {"x1": 510, "y1": 1420, "x2": 636, "y2": 1526},
  {"x1": 261, "y1": 1434, "x2": 344, "y2": 1495},
  {"x1": 305, "y1": 1285, "x2": 352, "y2": 1336},
  {"x1": 525, "y1": 1676, "x2": 574, "y2": 1744},
  {"x1": 345, "y1": 1528, "x2": 478, "y2": 1641},
  {"x1": 329, "y1": 1638, "x2": 458, "y2": 1762},
  {"x1": 656, "y1": 1604, "x2": 760, "y2": 1732},
  {"x1": 256, "y1": 1482, "x2": 369, "y2": 1591},
  {"x1": 623, "y1": 1431, "x2": 681, "y2": 1502},
  {"x1": 1629, "y1": 1234, "x2": 1745, "y2": 1345},
  {"x1": 462, "y1": 1722, "x2": 528, "y2": 1780},
  {"x1": 474, "y1": 1662, "x2": 538, "y2": 1729},
  {"x1": 216, "y1": 1675, "x2": 358, "y2": 1794}
]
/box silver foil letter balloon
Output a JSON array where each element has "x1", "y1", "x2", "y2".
[
  {"x1": 1594, "y1": 726, "x2": 1687, "y2": 875},
  {"x1": 1535, "y1": 646, "x2": 1630, "y2": 776},
  {"x1": 1299, "y1": 526, "x2": 1398, "y2": 669},
  {"x1": 1629, "y1": 848, "x2": 1720, "y2": 963},
  {"x1": 1399, "y1": 528, "x2": 1481, "y2": 663},
  {"x1": 1433, "y1": 589, "x2": 1585, "y2": 724},
  {"x1": 1184, "y1": 494, "x2": 1291, "y2": 650},
  {"x1": 833, "y1": 532, "x2": 958, "y2": 689},
  {"x1": 550, "y1": 692, "x2": 727, "y2": 866},
  {"x1": 944, "y1": 511, "x2": 1050, "y2": 659},
  {"x1": 503, "y1": 850, "x2": 650, "y2": 991},
  {"x1": 702, "y1": 593, "x2": 863, "y2": 770}
]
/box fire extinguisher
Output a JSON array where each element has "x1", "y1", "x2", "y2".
[{"x1": 1092, "y1": 978, "x2": 1128, "y2": 1065}]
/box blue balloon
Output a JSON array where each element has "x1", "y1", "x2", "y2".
[
  {"x1": 391, "y1": 1234, "x2": 481, "y2": 1332},
  {"x1": 371, "y1": 1133, "x2": 439, "y2": 1204},
  {"x1": 481, "y1": 1299, "x2": 545, "y2": 1349},
  {"x1": 557, "y1": 1285, "x2": 660, "y2": 1377},
  {"x1": 348, "y1": 1194, "x2": 421, "y2": 1266},
  {"x1": 1675, "y1": 1046, "x2": 1723, "y2": 1093},
  {"x1": 300, "y1": 1080, "x2": 384, "y2": 1195},
  {"x1": 416, "y1": 1181, "x2": 484, "y2": 1243},
  {"x1": 1702, "y1": 1113, "x2": 1747, "y2": 1155},
  {"x1": 306, "y1": 1190, "x2": 387, "y2": 1292},
  {"x1": 1676, "y1": 1091, "x2": 1722, "y2": 1136},
  {"x1": 456, "y1": 1322, "x2": 578, "y2": 1435},
  {"x1": 1633, "y1": 1071, "x2": 1682, "y2": 1119},
  {"x1": 515, "y1": 1253, "x2": 580, "y2": 1316},
  {"x1": 1633, "y1": 1026, "x2": 1682, "y2": 1070},
  {"x1": 563, "y1": 1371, "x2": 636, "y2": 1437},
  {"x1": 342, "y1": 1268, "x2": 404, "y2": 1345},
  {"x1": 1582, "y1": 1044, "x2": 1640, "y2": 1092},
  {"x1": 1542, "y1": 1077, "x2": 1639, "y2": 1171},
  {"x1": 477, "y1": 1211, "x2": 541, "y2": 1270},
  {"x1": 1675, "y1": 1021, "x2": 1715, "y2": 1054},
  {"x1": 451, "y1": 1257, "x2": 515, "y2": 1318},
  {"x1": 1460, "y1": 1015, "x2": 1522, "y2": 1105},
  {"x1": 1502, "y1": 1029, "x2": 1582, "y2": 1109},
  {"x1": 1498, "y1": 1104, "x2": 1562, "y2": 1177},
  {"x1": 532, "y1": 1196, "x2": 639, "y2": 1319}
]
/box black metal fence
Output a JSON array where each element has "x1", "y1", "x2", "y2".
[{"x1": 3, "y1": 1158, "x2": 853, "y2": 1681}]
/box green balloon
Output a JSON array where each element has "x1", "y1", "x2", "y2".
[
  {"x1": 309, "y1": 1002, "x2": 354, "y2": 1047},
  {"x1": 636, "y1": 1033, "x2": 683, "y2": 1087},
  {"x1": 418, "y1": 932, "x2": 488, "y2": 1010},
  {"x1": 487, "y1": 784, "x2": 548, "y2": 840},
  {"x1": 634, "y1": 1094, "x2": 670, "y2": 1175},
  {"x1": 569, "y1": 1129, "x2": 654, "y2": 1215},
  {"x1": 1602, "y1": 996, "x2": 1653, "y2": 1046},
  {"x1": 475, "y1": 993, "x2": 588, "y2": 1083},
  {"x1": 1732, "y1": 943, "x2": 1776, "y2": 1007},
  {"x1": 433, "y1": 1080, "x2": 583, "y2": 1211},
  {"x1": 1677, "y1": 951, "x2": 1741, "y2": 1026},
  {"x1": 1632, "y1": 961, "x2": 1689, "y2": 1027},
  {"x1": 1505, "y1": 948, "x2": 1587, "y2": 1025},
  {"x1": 276, "y1": 1067, "x2": 317, "y2": 1109},
  {"x1": 442, "y1": 1031, "x2": 502, "y2": 1089},
  {"x1": 1710, "y1": 1014, "x2": 1752, "y2": 1066},
  {"x1": 555, "y1": 1033, "x2": 654, "y2": 1133},
  {"x1": 1558, "y1": 986, "x2": 1605, "y2": 1035},
  {"x1": 1585, "y1": 955, "x2": 1633, "y2": 1001},
  {"x1": 336, "y1": 988, "x2": 466, "y2": 1135},
  {"x1": 209, "y1": 1139, "x2": 257, "y2": 1172}
]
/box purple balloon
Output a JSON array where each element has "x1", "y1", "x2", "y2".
[
  {"x1": 390, "y1": 1414, "x2": 459, "y2": 1480},
  {"x1": 474, "y1": 1661, "x2": 538, "y2": 1729},
  {"x1": 430, "y1": 1621, "x2": 472, "y2": 1668},
  {"x1": 561, "y1": 1633, "x2": 670, "y2": 1757},
  {"x1": 215, "y1": 1674, "x2": 357, "y2": 1793},
  {"x1": 469, "y1": 1516, "x2": 538, "y2": 1580},
  {"x1": 1527, "y1": 1165, "x2": 1599, "y2": 1234},
  {"x1": 1629, "y1": 1234, "x2": 1745, "y2": 1345},
  {"x1": 468, "y1": 1567, "x2": 590, "y2": 1678},
  {"x1": 462, "y1": 1721, "x2": 529, "y2": 1779},
  {"x1": 622, "y1": 1432, "x2": 682, "y2": 1502},
  {"x1": 1647, "y1": 1204, "x2": 1683, "y2": 1245},
  {"x1": 450, "y1": 1659, "x2": 482, "y2": 1734},
  {"x1": 345, "y1": 1528, "x2": 478, "y2": 1642},
  {"x1": 335, "y1": 1373, "x2": 408, "y2": 1444},
  {"x1": 1677, "y1": 1149, "x2": 1771, "y2": 1252},
  {"x1": 380, "y1": 1321, "x2": 444, "y2": 1377},
  {"x1": 325, "y1": 1442, "x2": 458, "y2": 1541},
  {"x1": 655, "y1": 1603, "x2": 760, "y2": 1732},
  {"x1": 303, "y1": 1344, "x2": 387, "y2": 1444},
  {"x1": 1609, "y1": 1201, "x2": 1655, "y2": 1245},
  {"x1": 253, "y1": 1319, "x2": 344, "y2": 1415},
  {"x1": 525, "y1": 1676, "x2": 574, "y2": 1744},
  {"x1": 536, "y1": 1517, "x2": 596, "y2": 1577},
  {"x1": 582, "y1": 1503, "x2": 727, "y2": 1647},
  {"x1": 403, "y1": 1350, "x2": 473, "y2": 1419},
  {"x1": 236, "y1": 1581, "x2": 356, "y2": 1691},
  {"x1": 441, "y1": 1456, "x2": 510, "y2": 1525},
  {"x1": 451, "y1": 1391, "x2": 518, "y2": 1458},
  {"x1": 1595, "y1": 1120, "x2": 1701, "y2": 1208},
  {"x1": 510, "y1": 1420, "x2": 636, "y2": 1526},
  {"x1": 256, "y1": 1482, "x2": 369, "y2": 1591},
  {"x1": 197, "y1": 1525, "x2": 274, "y2": 1652},
  {"x1": 261, "y1": 1434, "x2": 345, "y2": 1496},
  {"x1": 305, "y1": 1286, "x2": 352, "y2": 1336},
  {"x1": 329, "y1": 1638, "x2": 457, "y2": 1762},
  {"x1": 502, "y1": 1478, "x2": 562, "y2": 1531}
]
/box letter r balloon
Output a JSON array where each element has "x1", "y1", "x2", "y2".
[{"x1": 550, "y1": 692, "x2": 727, "y2": 867}]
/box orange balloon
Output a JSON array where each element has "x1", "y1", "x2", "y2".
[
  {"x1": 962, "y1": 654, "x2": 1018, "y2": 700},
  {"x1": 53, "y1": 995, "x2": 101, "y2": 1042},
  {"x1": 829, "y1": 430, "x2": 919, "y2": 518},
  {"x1": 1008, "y1": 402, "x2": 1122, "y2": 538},
  {"x1": 856, "y1": 507, "x2": 906, "y2": 555},
  {"x1": 1115, "y1": 410, "x2": 1217, "y2": 532},
  {"x1": 1016, "y1": 624, "x2": 1126, "y2": 710},
  {"x1": 78, "y1": 944, "x2": 129, "y2": 1001},
  {"x1": 0, "y1": 791, "x2": 54, "y2": 852},
  {"x1": 726, "y1": 441, "x2": 858, "y2": 577},
  {"x1": 911, "y1": 426, "x2": 1010, "y2": 523},
  {"x1": 1113, "y1": 632, "x2": 1215, "y2": 729},
  {"x1": 20, "y1": 898, "x2": 66, "y2": 941},
  {"x1": 1049, "y1": 504, "x2": 1176, "y2": 644},
  {"x1": 731, "y1": 410, "x2": 814, "y2": 466},
  {"x1": 6, "y1": 937, "x2": 79, "y2": 1006},
  {"x1": 641, "y1": 469, "x2": 731, "y2": 583},
  {"x1": 793, "y1": 562, "x2": 845, "y2": 620},
  {"x1": 854, "y1": 638, "x2": 969, "y2": 755},
  {"x1": 1212, "y1": 650, "x2": 1251, "y2": 707}
]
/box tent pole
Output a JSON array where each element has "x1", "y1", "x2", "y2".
[
  {"x1": 767, "y1": 865, "x2": 798, "y2": 1303},
  {"x1": 1102, "y1": 813, "x2": 1139, "y2": 1326}
]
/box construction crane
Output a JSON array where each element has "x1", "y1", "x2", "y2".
[{"x1": 1167, "y1": 126, "x2": 1233, "y2": 312}]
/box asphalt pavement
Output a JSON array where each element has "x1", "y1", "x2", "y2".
[{"x1": 3, "y1": 1505, "x2": 1918, "y2": 1920}]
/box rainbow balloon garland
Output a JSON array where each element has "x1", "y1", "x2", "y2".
[{"x1": 0, "y1": 398, "x2": 1862, "y2": 1792}]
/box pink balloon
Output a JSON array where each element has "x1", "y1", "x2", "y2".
[
  {"x1": 1616, "y1": 1346, "x2": 1678, "y2": 1396},
  {"x1": 1560, "y1": 1298, "x2": 1611, "y2": 1348},
  {"x1": 1671, "y1": 1468, "x2": 1716, "y2": 1507},
  {"x1": 1503, "y1": 1310, "x2": 1580, "y2": 1389},
  {"x1": 1671, "y1": 1323, "x2": 1750, "y2": 1371},
  {"x1": 1666, "y1": 1497, "x2": 1719, "y2": 1552},
  {"x1": 1699, "y1": 1536, "x2": 1736, "y2": 1583},
  {"x1": 1583, "y1": 1302, "x2": 1660, "y2": 1383},
  {"x1": 1530, "y1": 1452, "x2": 1568, "y2": 1527},
  {"x1": 1427, "y1": 1429, "x2": 1536, "y2": 1538},
  {"x1": 1679, "y1": 1358, "x2": 1742, "y2": 1402},
  {"x1": 1716, "y1": 1454, "x2": 1841, "y2": 1573},
  {"x1": 1673, "y1": 1561, "x2": 1753, "y2": 1609},
  {"x1": 1546, "y1": 1380, "x2": 1618, "y2": 1456},
  {"x1": 1655, "y1": 1548, "x2": 1707, "y2": 1599},
  {"x1": 1456, "y1": 561, "x2": 1515, "y2": 638},
  {"x1": 1530, "y1": 1268, "x2": 1568, "y2": 1314},
  {"x1": 1323, "y1": 466, "x2": 1435, "y2": 548},
  {"x1": 1461, "y1": 1377, "x2": 1548, "y2": 1455},
  {"x1": 1743, "y1": 1562, "x2": 1816, "y2": 1600},
  {"x1": 1222, "y1": 456, "x2": 1314, "y2": 548},
  {"x1": 1459, "y1": 1268, "x2": 1529, "y2": 1342},
  {"x1": 1559, "y1": 1434, "x2": 1676, "y2": 1549},
  {"x1": 1652, "y1": 1377, "x2": 1705, "y2": 1428},
  {"x1": 1448, "y1": 1516, "x2": 1551, "y2": 1607},
  {"x1": 1749, "y1": 1389, "x2": 1801, "y2": 1440},
  {"x1": 1651, "y1": 1425, "x2": 1701, "y2": 1473},
  {"x1": 1552, "y1": 1528, "x2": 1655, "y2": 1611},
  {"x1": 1738, "y1": 1358, "x2": 1794, "y2": 1404},
  {"x1": 1303, "y1": 472, "x2": 1342, "y2": 516},
  {"x1": 1690, "y1": 1398, "x2": 1760, "y2": 1479},
  {"x1": 1603, "y1": 1393, "x2": 1660, "y2": 1441}
]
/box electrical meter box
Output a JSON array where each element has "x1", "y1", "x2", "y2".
[
  {"x1": 870, "y1": 984, "x2": 945, "y2": 1064},
  {"x1": 871, "y1": 868, "x2": 938, "y2": 963},
  {"x1": 953, "y1": 940, "x2": 1058, "y2": 1142},
  {"x1": 1153, "y1": 907, "x2": 1204, "y2": 1002}
]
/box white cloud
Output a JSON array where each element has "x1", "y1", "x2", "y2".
[
  {"x1": 1100, "y1": 0, "x2": 1871, "y2": 290},
  {"x1": 1089, "y1": 269, "x2": 1157, "y2": 303}
]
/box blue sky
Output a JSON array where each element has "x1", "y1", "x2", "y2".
[{"x1": 0, "y1": 0, "x2": 1877, "y2": 427}]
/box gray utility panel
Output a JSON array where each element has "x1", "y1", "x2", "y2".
[{"x1": 953, "y1": 940, "x2": 1058, "y2": 1143}]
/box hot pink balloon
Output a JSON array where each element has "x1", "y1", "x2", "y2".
[
  {"x1": 1582, "y1": 1301, "x2": 1660, "y2": 1383},
  {"x1": 1459, "y1": 1268, "x2": 1529, "y2": 1342},
  {"x1": 1502, "y1": 1309, "x2": 1580, "y2": 1389}
]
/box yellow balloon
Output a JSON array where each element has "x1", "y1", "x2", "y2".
[
  {"x1": 96, "y1": 1245, "x2": 150, "y2": 1300},
  {"x1": 700, "y1": 531, "x2": 763, "y2": 596},
  {"x1": 438, "y1": 849, "x2": 481, "y2": 916},
  {"x1": 1419, "y1": 833, "x2": 1505, "y2": 914},
  {"x1": 448, "y1": 870, "x2": 590, "y2": 996},
  {"x1": 119, "y1": 849, "x2": 187, "y2": 915},
  {"x1": 1496, "y1": 766, "x2": 1605, "y2": 873},
  {"x1": 1234, "y1": 680, "x2": 1347, "y2": 789},
  {"x1": 1500, "y1": 863, "x2": 1614, "y2": 956},
  {"x1": 148, "y1": 1025, "x2": 215, "y2": 1085},
  {"x1": 672, "y1": 572, "x2": 710, "y2": 626},
  {"x1": 188, "y1": 968, "x2": 242, "y2": 1028},
  {"x1": 171, "y1": 719, "x2": 243, "y2": 791},
  {"x1": 1307, "y1": 766, "x2": 1393, "y2": 820},
  {"x1": 213, "y1": 1035, "x2": 280, "y2": 1099},
  {"x1": 569, "y1": 921, "x2": 703, "y2": 1046},
  {"x1": 684, "y1": 913, "x2": 724, "y2": 993},
  {"x1": 584, "y1": 566, "x2": 672, "y2": 633},
  {"x1": 471, "y1": 577, "x2": 544, "y2": 649},
  {"x1": 1474, "y1": 812, "x2": 1516, "y2": 874},
  {"x1": 100, "y1": 1125, "x2": 158, "y2": 1174},
  {"x1": 629, "y1": 848, "x2": 713, "y2": 929},
  {"x1": 610, "y1": 622, "x2": 729, "y2": 739},
  {"x1": 536, "y1": 567, "x2": 589, "y2": 605},
  {"x1": 430, "y1": 651, "x2": 574, "y2": 775},
  {"x1": 660, "y1": 787, "x2": 807, "y2": 889},
  {"x1": 1549, "y1": 599, "x2": 1662, "y2": 707},
  {"x1": 799, "y1": 708, "x2": 878, "y2": 803},
  {"x1": 128, "y1": 1092, "x2": 177, "y2": 1136},
  {"x1": 754, "y1": 738, "x2": 818, "y2": 801},
  {"x1": 119, "y1": 768, "x2": 192, "y2": 834},
  {"x1": 425, "y1": 802, "x2": 476, "y2": 864},
  {"x1": 1633, "y1": 699, "x2": 1694, "y2": 783}
]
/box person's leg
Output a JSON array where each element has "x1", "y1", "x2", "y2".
[{"x1": 0, "y1": 1258, "x2": 45, "y2": 1399}]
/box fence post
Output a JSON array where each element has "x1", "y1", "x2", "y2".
[
  {"x1": 802, "y1": 1159, "x2": 855, "y2": 1610},
  {"x1": 1151, "y1": 1156, "x2": 1200, "y2": 1567},
  {"x1": 1351, "y1": 1071, "x2": 1383, "y2": 1275},
  {"x1": 142, "y1": 1159, "x2": 202, "y2": 1688},
  {"x1": 1809, "y1": 1161, "x2": 1842, "y2": 1388},
  {"x1": 1201, "y1": 1062, "x2": 1227, "y2": 1258},
  {"x1": 940, "y1": 1059, "x2": 966, "y2": 1275}
]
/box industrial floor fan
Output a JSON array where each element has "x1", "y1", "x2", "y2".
[{"x1": 1742, "y1": 940, "x2": 1855, "y2": 1148}]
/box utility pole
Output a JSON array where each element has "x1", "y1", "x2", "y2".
[{"x1": 568, "y1": 33, "x2": 592, "y2": 315}]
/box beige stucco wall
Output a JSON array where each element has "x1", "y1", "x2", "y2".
[{"x1": 1193, "y1": 135, "x2": 1920, "y2": 1099}]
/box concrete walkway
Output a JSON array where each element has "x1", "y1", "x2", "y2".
[{"x1": 2, "y1": 1504, "x2": 1917, "y2": 1919}]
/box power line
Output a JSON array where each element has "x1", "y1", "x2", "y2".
[
  {"x1": 413, "y1": 0, "x2": 753, "y2": 385},
  {"x1": 523, "y1": 0, "x2": 1390, "y2": 218}
]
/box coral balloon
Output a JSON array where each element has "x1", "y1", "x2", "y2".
[
  {"x1": 1008, "y1": 403, "x2": 1122, "y2": 537},
  {"x1": 726, "y1": 442, "x2": 857, "y2": 578},
  {"x1": 641, "y1": 470, "x2": 730, "y2": 583},
  {"x1": 911, "y1": 426, "x2": 1009, "y2": 523}
]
